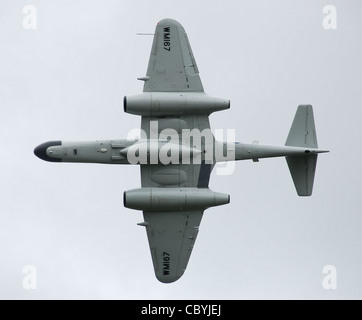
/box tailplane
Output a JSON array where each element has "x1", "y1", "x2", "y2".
[{"x1": 285, "y1": 105, "x2": 320, "y2": 196}]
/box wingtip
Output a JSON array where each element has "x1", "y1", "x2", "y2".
[
  {"x1": 156, "y1": 272, "x2": 183, "y2": 284},
  {"x1": 157, "y1": 18, "x2": 182, "y2": 28}
]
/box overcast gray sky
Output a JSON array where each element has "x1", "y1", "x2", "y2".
[{"x1": 1, "y1": 0, "x2": 361, "y2": 299}]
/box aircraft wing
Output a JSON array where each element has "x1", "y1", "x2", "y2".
[
  {"x1": 142, "y1": 19, "x2": 204, "y2": 93},
  {"x1": 140, "y1": 115, "x2": 214, "y2": 283},
  {"x1": 138, "y1": 19, "x2": 214, "y2": 282},
  {"x1": 142, "y1": 210, "x2": 203, "y2": 283}
]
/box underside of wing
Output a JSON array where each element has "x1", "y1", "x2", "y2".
[
  {"x1": 143, "y1": 210, "x2": 203, "y2": 283},
  {"x1": 136, "y1": 19, "x2": 219, "y2": 283},
  {"x1": 143, "y1": 19, "x2": 204, "y2": 93},
  {"x1": 139, "y1": 115, "x2": 213, "y2": 282}
]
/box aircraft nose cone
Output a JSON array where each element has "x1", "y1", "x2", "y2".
[{"x1": 34, "y1": 141, "x2": 62, "y2": 162}]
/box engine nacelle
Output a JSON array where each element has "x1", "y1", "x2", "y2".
[
  {"x1": 123, "y1": 187, "x2": 230, "y2": 211},
  {"x1": 123, "y1": 92, "x2": 230, "y2": 116}
]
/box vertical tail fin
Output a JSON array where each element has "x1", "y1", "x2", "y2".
[{"x1": 285, "y1": 105, "x2": 318, "y2": 196}]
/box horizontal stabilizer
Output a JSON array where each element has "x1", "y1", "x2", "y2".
[
  {"x1": 285, "y1": 105, "x2": 319, "y2": 196},
  {"x1": 285, "y1": 105, "x2": 318, "y2": 148},
  {"x1": 286, "y1": 154, "x2": 317, "y2": 196}
]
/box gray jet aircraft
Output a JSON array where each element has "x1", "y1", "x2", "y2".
[{"x1": 35, "y1": 19, "x2": 328, "y2": 283}]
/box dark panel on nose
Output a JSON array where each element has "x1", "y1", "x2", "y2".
[{"x1": 34, "y1": 141, "x2": 62, "y2": 162}]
